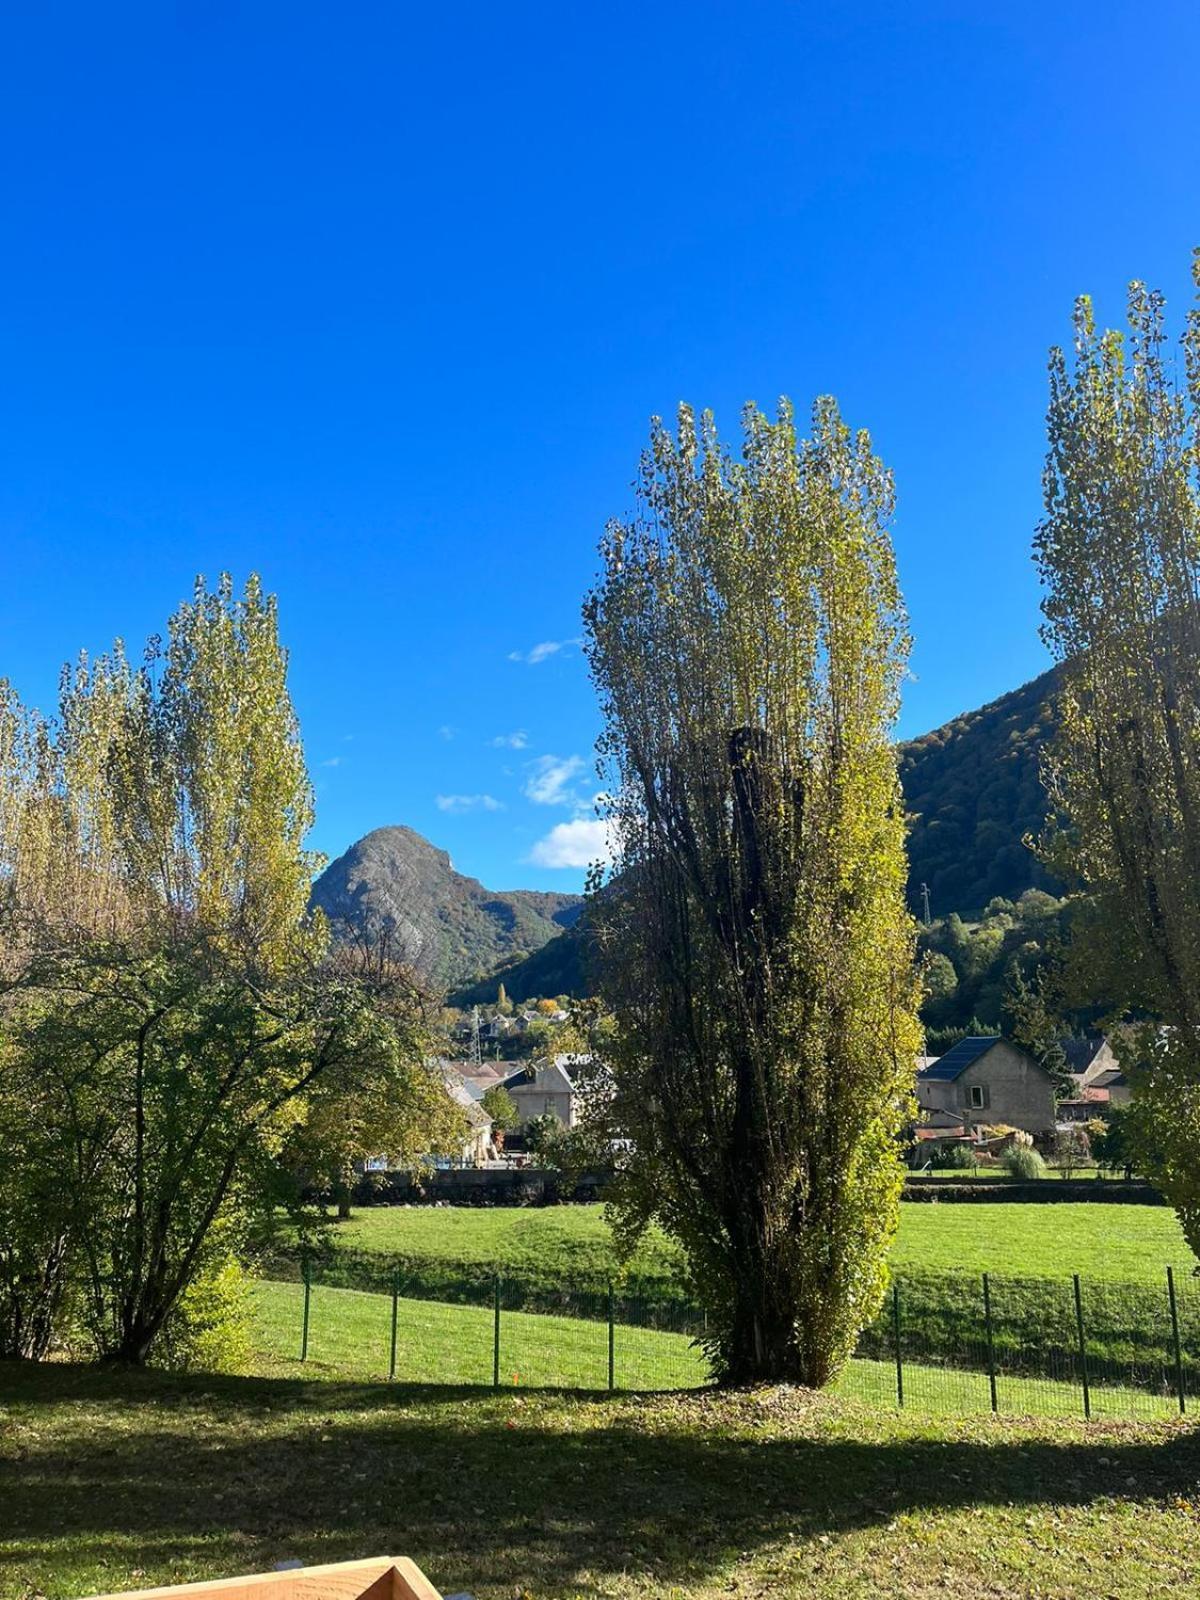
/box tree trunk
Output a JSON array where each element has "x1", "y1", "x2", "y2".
[{"x1": 333, "y1": 1162, "x2": 355, "y2": 1220}]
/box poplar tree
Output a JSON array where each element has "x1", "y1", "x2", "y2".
[
  {"x1": 1036, "y1": 259, "x2": 1200, "y2": 1252},
  {"x1": 583, "y1": 400, "x2": 921, "y2": 1386}
]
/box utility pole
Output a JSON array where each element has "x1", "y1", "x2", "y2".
[{"x1": 920, "y1": 882, "x2": 932, "y2": 928}]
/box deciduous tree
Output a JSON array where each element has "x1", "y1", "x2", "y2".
[
  {"x1": 583, "y1": 399, "x2": 921, "y2": 1386},
  {"x1": 1035, "y1": 258, "x2": 1200, "y2": 1250}
]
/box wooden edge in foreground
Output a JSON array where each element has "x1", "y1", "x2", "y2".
[{"x1": 85, "y1": 1555, "x2": 443, "y2": 1600}]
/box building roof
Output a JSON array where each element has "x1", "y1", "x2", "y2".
[
  {"x1": 441, "y1": 1070, "x2": 494, "y2": 1128},
  {"x1": 1061, "y1": 1035, "x2": 1109, "y2": 1077},
  {"x1": 1087, "y1": 1067, "x2": 1127, "y2": 1091},
  {"x1": 505, "y1": 1058, "x2": 577, "y2": 1095},
  {"x1": 917, "y1": 1036, "x2": 1004, "y2": 1082}
]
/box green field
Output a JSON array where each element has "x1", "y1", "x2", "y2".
[
  {"x1": 5, "y1": 1311, "x2": 1200, "y2": 1600},
  {"x1": 255, "y1": 1279, "x2": 1188, "y2": 1421},
  {"x1": 289, "y1": 1198, "x2": 1192, "y2": 1290}
]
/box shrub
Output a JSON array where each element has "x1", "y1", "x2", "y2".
[
  {"x1": 1002, "y1": 1144, "x2": 1048, "y2": 1179},
  {"x1": 153, "y1": 1252, "x2": 252, "y2": 1373},
  {"x1": 939, "y1": 1142, "x2": 978, "y2": 1171}
]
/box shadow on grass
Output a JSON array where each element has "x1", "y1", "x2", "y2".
[{"x1": 3, "y1": 1361, "x2": 1199, "y2": 1598}]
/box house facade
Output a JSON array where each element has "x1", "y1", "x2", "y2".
[
  {"x1": 916, "y1": 1036, "x2": 1056, "y2": 1135},
  {"x1": 503, "y1": 1055, "x2": 581, "y2": 1129}
]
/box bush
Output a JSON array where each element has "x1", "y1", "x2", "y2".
[
  {"x1": 1002, "y1": 1144, "x2": 1048, "y2": 1180},
  {"x1": 153, "y1": 1253, "x2": 252, "y2": 1373},
  {"x1": 939, "y1": 1142, "x2": 978, "y2": 1171}
]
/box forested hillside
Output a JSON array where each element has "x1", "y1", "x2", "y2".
[{"x1": 899, "y1": 663, "x2": 1062, "y2": 919}]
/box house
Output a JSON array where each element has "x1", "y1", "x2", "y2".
[
  {"x1": 502, "y1": 1053, "x2": 584, "y2": 1130},
  {"x1": 916, "y1": 1035, "x2": 1056, "y2": 1136},
  {"x1": 1061, "y1": 1034, "x2": 1118, "y2": 1085},
  {"x1": 442, "y1": 1071, "x2": 494, "y2": 1164},
  {"x1": 1084, "y1": 1066, "x2": 1130, "y2": 1107},
  {"x1": 1060, "y1": 1034, "x2": 1130, "y2": 1109}
]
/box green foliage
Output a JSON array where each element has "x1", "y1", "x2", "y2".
[
  {"x1": 938, "y1": 1141, "x2": 978, "y2": 1171},
  {"x1": 1001, "y1": 1144, "x2": 1048, "y2": 1180},
  {"x1": 898, "y1": 666, "x2": 1064, "y2": 917},
  {"x1": 1035, "y1": 258, "x2": 1200, "y2": 1256},
  {"x1": 584, "y1": 398, "x2": 921, "y2": 1386},
  {"x1": 1004, "y1": 963, "x2": 1073, "y2": 1098},
  {"x1": 524, "y1": 1110, "x2": 567, "y2": 1165},
  {"x1": 917, "y1": 891, "x2": 1081, "y2": 1036},
  {"x1": 456, "y1": 673, "x2": 1073, "y2": 1009},
  {"x1": 480, "y1": 1084, "x2": 518, "y2": 1129},
  {"x1": 451, "y1": 913, "x2": 591, "y2": 1006},
  {"x1": 153, "y1": 1250, "x2": 252, "y2": 1373},
  {"x1": 1090, "y1": 1108, "x2": 1132, "y2": 1173},
  {"x1": 0, "y1": 577, "x2": 453, "y2": 1366}
]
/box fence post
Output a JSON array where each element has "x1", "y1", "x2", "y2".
[
  {"x1": 1167, "y1": 1265, "x2": 1186, "y2": 1416},
  {"x1": 300, "y1": 1256, "x2": 311, "y2": 1363},
  {"x1": 493, "y1": 1274, "x2": 501, "y2": 1389},
  {"x1": 982, "y1": 1271, "x2": 998, "y2": 1414},
  {"x1": 389, "y1": 1266, "x2": 400, "y2": 1382},
  {"x1": 1073, "y1": 1273, "x2": 1090, "y2": 1420},
  {"x1": 892, "y1": 1280, "x2": 904, "y2": 1407},
  {"x1": 608, "y1": 1281, "x2": 615, "y2": 1392}
]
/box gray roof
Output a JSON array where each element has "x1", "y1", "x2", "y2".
[
  {"x1": 1088, "y1": 1067, "x2": 1127, "y2": 1090},
  {"x1": 918, "y1": 1036, "x2": 1003, "y2": 1082},
  {"x1": 1061, "y1": 1036, "x2": 1107, "y2": 1076},
  {"x1": 505, "y1": 1058, "x2": 577, "y2": 1095}
]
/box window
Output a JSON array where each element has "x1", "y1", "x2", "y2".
[{"x1": 969, "y1": 1084, "x2": 986, "y2": 1109}]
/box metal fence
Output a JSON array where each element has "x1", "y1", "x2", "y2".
[{"x1": 262, "y1": 1257, "x2": 1200, "y2": 1418}]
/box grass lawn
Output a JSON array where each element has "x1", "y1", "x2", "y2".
[
  {"x1": 256, "y1": 1280, "x2": 1188, "y2": 1423},
  {"x1": 5, "y1": 1344, "x2": 1200, "y2": 1600},
  {"x1": 291, "y1": 1199, "x2": 1193, "y2": 1291}
]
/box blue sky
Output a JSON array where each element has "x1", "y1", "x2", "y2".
[{"x1": 1, "y1": 2, "x2": 1198, "y2": 891}]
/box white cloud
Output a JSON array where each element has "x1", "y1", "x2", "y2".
[
  {"x1": 320, "y1": 756, "x2": 342, "y2": 768},
  {"x1": 529, "y1": 818, "x2": 614, "y2": 870},
  {"x1": 436, "y1": 793, "x2": 504, "y2": 814},
  {"x1": 438, "y1": 725, "x2": 457, "y2": 741},
  {"x1": 523, "y1": 754, "x2": 585, "y2": 806},
  {"x1": 491, "y1": 730, "x2": 529, "y2": 749},
  {"x1": 508, "y1": 637, "x2": 581, "y2": 665}
]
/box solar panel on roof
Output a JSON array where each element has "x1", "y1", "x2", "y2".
[{"x1": 917, "y1": 1035, "x2": 1001, "y2": 1081}]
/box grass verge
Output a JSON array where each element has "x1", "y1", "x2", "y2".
[{"x1": 3, "y1": 1345, "x2": 1200, "y2": 1599}]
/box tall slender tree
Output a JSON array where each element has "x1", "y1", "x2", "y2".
[
  {"x1": 1035, "y1": 258, "x2": 1200, "y2": 1251},
  {"x1": 583, "y1": 399, "x2": 921, "y2": 1386}
]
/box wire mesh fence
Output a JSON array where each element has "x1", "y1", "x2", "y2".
[{"x1": 261, "y1": 1255, "x2": 1200, "y2": 1418}]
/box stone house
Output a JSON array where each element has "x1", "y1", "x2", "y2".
[
  {"x1": 1061, "y1": 1034, "x2": 1130, "y2": 1108},
  {"x1": 916, "y1": 1035, "x2": 1056, "y2": 1136},
  {"x1": 502, "y1": 1054, "x2": 582, "y2": 1129}
]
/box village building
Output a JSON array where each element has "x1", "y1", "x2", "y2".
[{"x1": 916, "y1": 1035, "x2": 1056, "y2": 1136}]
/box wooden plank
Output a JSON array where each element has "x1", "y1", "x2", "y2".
[
  {"x1": 391, "y1": 1561, "x2": 444, "y2": 1600},
  {"x1": 87, "y1": 1556, "x2": 442, "y2": 1600}
]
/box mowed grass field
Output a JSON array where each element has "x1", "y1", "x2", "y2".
[
  {"x1": 296, "y1": 1199, "x2": 1193, "y2": 1289},
  {"x1": 255, "y1": 1280, "x2": 1189, "y2": 1421},
  {"x1": 5, "y1": 1330, "x2": 1200, "y2": 1600}
]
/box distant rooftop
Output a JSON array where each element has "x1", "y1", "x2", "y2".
[{"x1": 918, "y1": 1035, "x2": 1003, "y2": 1082}]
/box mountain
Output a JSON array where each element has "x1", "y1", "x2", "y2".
[
  {"x1": 452, "y1": 664, "x2": 1067, "y2": 1005},
  {"x1": 900, "y1": 663, "x2": 1063, "y2": 918},
  {"x1": 310, "y1": 826, "x2": 583, "y2": 988}
]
